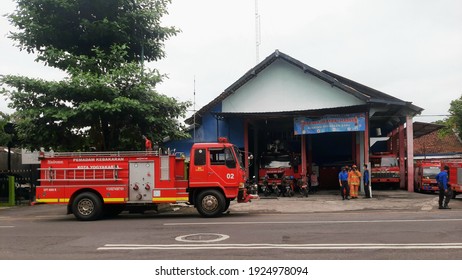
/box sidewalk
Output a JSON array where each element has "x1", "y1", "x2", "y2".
[
  {"x1": 0, "y1": 190, "x2": 457, "y2": 214},
  {"x1": 228, "y1": 189, "x2": 450, "y2": 214}
]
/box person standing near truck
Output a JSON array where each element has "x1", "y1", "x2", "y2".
[
  {"x1": 338, "y1": 166, "x2": 350, "y2": 200},
  {"x1": 435, "y1": 165, "x2": 451, "y2": 209},
  {"x1": 363, "y1": 164, "x2": 371, "y2": 198},
  {"x1": 310, "y1": 171, "x2": 319, "y2": 193},
  {"x1": 348, "y1": 165, "x2": 361, "y2": 199}
]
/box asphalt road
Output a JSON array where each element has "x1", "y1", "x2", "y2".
[{"x1": 1, "y1": 201, "x2": 462, "y2": 260}]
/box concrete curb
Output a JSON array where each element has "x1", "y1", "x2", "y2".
[{"x1": 228, "y1": 190, "x2": 440, "y2": 214}]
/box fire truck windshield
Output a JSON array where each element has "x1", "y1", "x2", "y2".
[
  {"x1": 371, "y1": 156, "x2": 398, "y2": 167},
  {"x1": 261, "y1": 154, "x2": 291, "y2": 168},
  {"x1": 423, "y1": 167, "x2": 440, "y2": 178},
  {"x1": 233, "y1": 146, "x2": 245, "y2": 169}
]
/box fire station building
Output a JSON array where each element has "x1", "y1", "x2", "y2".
[{"x1": 167, "y1": 50, "x2": 423, "y2": 192}]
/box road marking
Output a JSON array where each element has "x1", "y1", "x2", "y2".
[
  {"x1": 175, "y1": 233, "x2": 230, "y2": 243},
  {"x1": 0, "y1": 215, "x2": 65, "y2": 221},
  {"x1": 0, "y1": 226, "x2": 15, "y2": 228},
  {"x1": 164, "y1": 218, "x2": 462, "y2": 226},
  {"x1": 98, "y1": 243, "x2": 462, "y2": 250}
]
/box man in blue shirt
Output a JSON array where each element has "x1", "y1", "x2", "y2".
[
  {"x1": 363, "y1": 164, "x2": 371, "y2": 198},
  {"x1": 435, "y1": 166, "x2": 451, "y2": 209},
  {"x1": 338, "y1": 166, "x2": 350, "y2": 200}
]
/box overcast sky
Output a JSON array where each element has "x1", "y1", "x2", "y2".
[{"x1": 1, "y1": 0, "x2": 462, "y2": 123}]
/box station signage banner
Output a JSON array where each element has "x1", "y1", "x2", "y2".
[{"x1": 294, "y1": 113, "x2": 366, "y2": 135}]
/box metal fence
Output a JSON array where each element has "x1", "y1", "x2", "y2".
[{"x1": 0, "y1": 169, "x2": 39, "y2": 205}]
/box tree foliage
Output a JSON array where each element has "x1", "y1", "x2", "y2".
[
  {"x1": 8, "y1": 0, "x2": 178, "y2": 70},
  {"x1": 446, "y1": 95, "x2": 462, "y2": 139},
  {"x1": 433, "y1": 94, "x2": 462, "y2": 139},
  {"x1": 1, "y1": 0, "x2": 191, "y2": 151},
  {"x1": 0, "y1": 112, "x2": 13, "y2": 146}
]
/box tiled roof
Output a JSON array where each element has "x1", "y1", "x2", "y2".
[{"x1": 414, "y1": 130, "x2": 462, "y2": 155}]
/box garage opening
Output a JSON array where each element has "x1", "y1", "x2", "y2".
[{"x1": 248, "y1": 117, "x2": 357, "y2": 190}]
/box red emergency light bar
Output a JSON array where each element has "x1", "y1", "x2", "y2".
[{"x1": 218, "y1": 137, "x2": 228, "y2": 143}]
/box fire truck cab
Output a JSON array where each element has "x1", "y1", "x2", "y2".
[
  {"x1": 370, "y1": 153, "x2": 400, "y2": 188},
  {"x1": 414, "y1": 160, "x2": 440, "y2": 193},
  {"x1": 36, "y1": 139, "x2": 256, "y2": 220}
]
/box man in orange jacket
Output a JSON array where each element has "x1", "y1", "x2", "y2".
[{"x1": 348, "y1": 165, "x2": 361, "y2": 198}]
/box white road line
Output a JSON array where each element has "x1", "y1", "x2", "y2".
[
  {"x1": 34, "y1": 215, "x2": 67, "y2": 218},
  {"x1": 0, "y1": 226, "x2": 15, "y2": 228},
  {"x1": 98, "y1": 243, "x2": 462, "y2": 250},
  {"x1": 164, "y1": 218, "x2": 462, "y2": 226}
]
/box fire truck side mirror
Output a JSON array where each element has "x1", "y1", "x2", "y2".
[{"x1": 226, "y1": 159, "x2": 236, "y2": 169}]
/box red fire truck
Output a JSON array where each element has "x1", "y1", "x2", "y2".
[
  {"x1": 370, "y1": 153, "x2": 400, "y2": 188},
  {"x1": 442, "y1": 161, "x2": 462, "y2": 198},
  {"x1": 258, "y1": 140, "x2": 301, "y2": 194},
  {"x1": 414, "y1": 160, "x2": 441, "y2": 193},
  {"x1": 36, "y1": 139, "x2": 257, "y2": 220}
]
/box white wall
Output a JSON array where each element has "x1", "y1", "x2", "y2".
[{"x1": 222, "y1": 59, "x2": 364, "y2": 113}]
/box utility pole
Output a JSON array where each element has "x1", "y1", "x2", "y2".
[
  {"x1": 4, "y1": 122, "x2": 14, "y2": 173},
  {"x1": 255, "y1": 0, "x2": 261, "y2": 64},
  {"x1": 3, "y1": 122, "x2": 15, "y2": 206}
]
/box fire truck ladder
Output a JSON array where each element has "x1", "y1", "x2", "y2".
[
  {"x1": 38, "y1": 150, "x2": 176, "y2": 182},
  {"x1": 44, "y1": 150, "x2": 160, "y2": 157},
  {"x1": 38, "y1": 166, "x2": 123, "y2": 182}
]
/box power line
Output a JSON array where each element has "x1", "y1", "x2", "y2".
[{"x1": 414, "y1": 114, "x2": 450, "y2": 117}]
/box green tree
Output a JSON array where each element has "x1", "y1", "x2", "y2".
[
  {"x1": 433, "y1": 94, "x2": 462, "y2": 139},
  {"x1": 1, "y1": 0, "x2": 190, "y2": 151},
  {"x1": 445, "y1": 94, "x2": 462, "y2": 139},
  {"x1": 0, "y1": 112, "x2": 13, "y2": 146},
  {"x1": 8, "y1": 0, "x2": 177, "y2": 69}
]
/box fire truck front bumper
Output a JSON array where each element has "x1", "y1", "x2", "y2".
[
  {"x1": 422, "y1": 184, "x2": 438, "y2": 191},
  {"x1": 237, "y1": 189, "x2": 259, "y2": 203}
]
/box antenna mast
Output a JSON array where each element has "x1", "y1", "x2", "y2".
[
  {"x1": 255, "y1": 0, "x2": 261, "y2": 64},
  {"x1": 193, "y1": 76, "x2": 196, "y2": 143}
]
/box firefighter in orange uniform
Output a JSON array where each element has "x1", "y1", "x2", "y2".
[
  {"x1": 142, "y1": 135, "x2": 153, "y2": 151},
  {"x1": 348, "y1": 165, "x2": 361, "y2": 198}
]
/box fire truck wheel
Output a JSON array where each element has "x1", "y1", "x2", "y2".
[
  {"x1": 196, "y1": 189, "x2": 225, "y2": 218},
  {"x1": 223, "y1": 199, "x2": 231, "y2": 212},
  {"x1": 72, "y1": 192, "x2": 103, "y2": 221}
]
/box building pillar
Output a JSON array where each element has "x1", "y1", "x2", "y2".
[
  {"x1": 253, "y1": 123, "x2": 259, "y2": 181},
  {"x1": 364, "y1": 112, "x2": 370, "y2": 164},
  {"x1": 307, "y1": 135, "x2": 312, "y2": 175},
  {"x1": 244, "y1": 119, "x2": 250, "y2": 178},
  {"x1": 406, "y1": 115, "x2": 415, "y2": 192},
  {"x1": 390, "y1": 128, "x2": 397, "y2": 153},
  {"x1": 351, "y1": 133, "x2": 356, "y2": 163},
  {"x1": 356, "y1": 132, "x2": 361, "y2": 165},
  {"x1": 301, "y1": 134, "x2": 307, "y2": 184},
  {"x1": 359, "y1": 131, "x2": 365, "y2": 193},
  {"x1": 362, "y1": 112, "x2": 370, "y2": 194},
  {"x1": 399, "y1": 123, "x2": 405, "y2": 189}
]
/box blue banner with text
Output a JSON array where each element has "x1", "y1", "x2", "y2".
[{"x1": 294, "y1": 113, "x2": 366, "y2": 135}]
